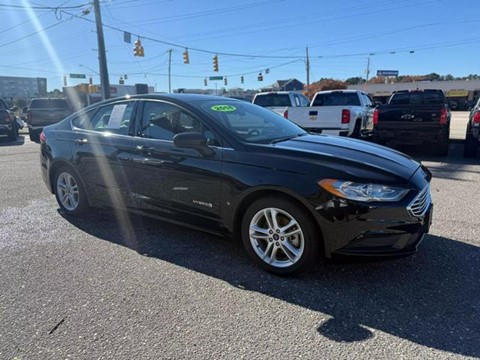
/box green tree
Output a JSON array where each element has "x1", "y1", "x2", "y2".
[{"x1": 345, "y1": 77, "x2": 364, "y2": 85}]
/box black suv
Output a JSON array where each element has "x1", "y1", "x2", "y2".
[
  {"x1": 0, "y1": 98, "x2": 19, "y2": 141},
  {"x1": 464, "y1": 97, "x2": 480, "y2": 157}
]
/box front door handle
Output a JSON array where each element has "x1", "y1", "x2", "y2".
[
  {"x1": 73, "y1": 138, "x2": 88, "y2": 145},
  {"x1": 136, "y1": 145, "x2": 156, "y2": 154}
]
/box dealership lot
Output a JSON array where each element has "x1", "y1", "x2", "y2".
[{"x1": 0, "y1": 118, "x2": 479, "y2": 359}]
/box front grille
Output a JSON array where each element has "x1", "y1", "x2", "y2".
[{"x1": 407, "y1": 185, "x2": 431, "y2": 218}]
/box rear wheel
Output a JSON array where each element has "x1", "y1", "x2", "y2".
[
  {"x1": 54, "y1": 167, "x2": 89, "y2": 216},
  {"x1": 29, "y1": 129, "x2": 40, "y2": 143},
  {"x1": 351, "y1": 119, "x2": 361, "y2": 138},
  {"x1": 7, "y1": 123, "x2": 18, "y2": 141},
  {"x1": 241, "y1": 197, "x2": 320, "y2": 275},
  {"x1": 464, "y1": 135, "x2": 478, "y2": 158},
  {"x1": 435, "y1": 140, "x2": 449, "y2": 156}
]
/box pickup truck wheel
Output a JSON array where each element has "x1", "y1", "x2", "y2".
[
  {"x1": 464, "y1": 135, "x2": 478, "y2": 158},
  {"x1": 435, "y1": 140, "x2": 449, "y2": 156},
  {"x1": 351, "y1": 120, "x2": 361, "y2": 138},
  {"x1": 29, "y1": 129, "x2": 40, "y2": 143},
  {"x1": 7, "y1": 124, "x2": 18, "y2": 141},
  {"x1": 241, "y1": 197, "x2": 320, "y2": 275},
  {"x1": 54, "y1": 167, "x2": 89, "y2": 216}
]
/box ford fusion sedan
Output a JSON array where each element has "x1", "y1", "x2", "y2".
[{"x1": 39, "y1": 94, "x2": 433, "y2": 275}]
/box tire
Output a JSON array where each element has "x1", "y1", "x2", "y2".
[
  {"x1": 351, "y1": 119, "x2": 361, "y2": 138},
  {"x1": 241, "y1": 196, "x2": 320, "y2": 275},
  {"x1": 29, "y1": 129, "x2": 40, "y2": 143},
  {"x1": 54, "y1": 166, "x2": 89, "y2": 216},
  {"x1": 435, "y1": 140, "x2": 449, "y2": 156},
  {"x1": 464, "y1": 135, "x2": 478, "y2": 158},
  {"x1": 7, "y1": 124, "x2": 18, "y2": 141}
]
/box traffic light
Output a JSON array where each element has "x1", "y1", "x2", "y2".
[
  {"x1": 89, "y1": 76, "x2": 93, "y2": 85},
  {"x1": 119, "y1": 77, "x2": 125, "y2": 85},
  {"x1": 204, "y1": 78, "x2": 208, "y2": 86},
  {"x1": 213, "y1": 55, "x2": 219, "y2": 72},
  {"x1": 224, "y1": 77, "x2": 228, "y2": 86},
  {"x1": 240, "y1": 75, "x2": 244, "y2": 84},
  {"x1": 257, "y1": 73, "x2": 263, "y2": 81},
  {"x1": 183, "y1": 48, "x2": 190, "y2": 64},
  {"x1": 134, "y1": 39, "x2": 144, "y2": 57}
]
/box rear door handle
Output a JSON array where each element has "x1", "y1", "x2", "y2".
[
  {"x1": 73, "y1": 138, "x2": 88, "y2": 145},
  {"x1": 309, "y1": 111, "x2": 318, "y2": 116}
]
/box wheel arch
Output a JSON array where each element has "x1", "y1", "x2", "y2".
[
  {"x1": 232, "y1": 188, "x2": 326, "y2": 255},
  {"x1": 48, "y1": 160, "x2": 90, "y2": 205}
]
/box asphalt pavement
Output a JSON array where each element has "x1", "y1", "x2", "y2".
[{"x1": 0, "y1": 127, "x2": 479, "y2": 359}]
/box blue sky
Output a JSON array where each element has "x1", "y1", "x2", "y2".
[{"x1": 1, "y1": 0, "x2": 479, "y2": 92}]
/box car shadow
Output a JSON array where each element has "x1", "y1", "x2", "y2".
[
  {"x1": 0, "y1": 135, "x2": 25, "y2": 146},
  {"x1": 61, "y1": 209, "x2": 479, "y2": 357}
]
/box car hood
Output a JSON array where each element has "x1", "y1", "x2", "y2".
[{"x1": 253, "y1": 134, "x2": 422, "y2": 185}]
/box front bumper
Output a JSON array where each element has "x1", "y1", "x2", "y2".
[
  {"x1": 332, "y1": 204, "x2": 432, "y2": 257},
  {"x1": 314, "y1": 173, "x2": 432, "y2": 258}
]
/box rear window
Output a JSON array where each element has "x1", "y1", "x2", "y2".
[
  {"x1": 253, "y1": 94, "x2": 291, "y2": 107},
  {"x1": 389, "y1": 91, "x2": 446, "y2": 105},
  {"x1": 0, "y1": 100, "x2": 7, "y2": 110},
  {"x1": 30, "y1": 99, "x2": 70, "y2": 109},
  {"x1": 312, "y1": 92, "x2": 361, "y2": 106}
]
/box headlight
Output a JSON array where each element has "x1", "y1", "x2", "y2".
[{"x1": 318, "y1": 179, "x2": 409, "y2": 202}]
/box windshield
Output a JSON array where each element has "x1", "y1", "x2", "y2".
[
  {"x1": 253, "y1": 94, "x2": 291, "y2": 107},
  {"x1": 199, "y1": 100, "x2": 306, "y2": 144}
]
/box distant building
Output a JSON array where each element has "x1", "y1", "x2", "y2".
[
  {"x1": 260, "y1": 79, "x2": 304, "y2": 92},
  {"x1": 348, "y1": 79, "x2": 480, "y2": 109},
  {"x1": 0, "y1": 76, "x2": 47, "y2": 100},
  {"x1": 63, "y1": 83, "x2": 154, "y2": 110}
]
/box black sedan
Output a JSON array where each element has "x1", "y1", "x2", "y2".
[{"x1": 40, "y1": 94, "x2": 433, "y2": 275}]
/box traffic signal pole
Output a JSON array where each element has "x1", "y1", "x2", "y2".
[{"x1": 93, "y1": 0, "x2": 110, "y2": 100}]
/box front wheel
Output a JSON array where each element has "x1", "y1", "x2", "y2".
[
  {"x1": 54, "y1": 167, "x2": 89, "y2": 216},
  {"x1": 241, "y1": 197, "x2": 320, "y2": 275}
]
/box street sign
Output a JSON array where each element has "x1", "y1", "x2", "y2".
[
  {"x1": 377, "y1": 70, "x2": 399, "y2": 77},
  {"x1": 69, "y1": 73, "x2": 86, "y2": 79},
  {"x1": 209, "y1": 76, "x2": 223, "y2": 81}
]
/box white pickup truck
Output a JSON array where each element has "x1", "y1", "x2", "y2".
[
  {"x1": 285, "y1": 90, "x2": 375, "y2": 137},
  {"x1": 252, "y1": 91, "x2": 310, "y2": 117}
]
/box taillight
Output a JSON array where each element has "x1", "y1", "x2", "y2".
[
  {"x1": 5, "y1": 113, "x2": 12, "y2": 123},
  {"x1": 373, "y1": 109, "x2": 379, "y2": 125},
  {"x1": 473, "y1": 112, "x2": 480, "y2": 124},
  {"x1": 283, "y1": 109, "x2": 288, "y2": 119},
  {"x1": 341, "y1": 109, "x2": 350, "y2": 124},
  {"x1": 40, "y1": 131, "x2": 46, "y2": 143},
  {"x1": 439, "y1": 107, "x2": 448, "y2": 125},
  {"x1": 27, "y1": 111, "x2": 32, "y2": 123}
]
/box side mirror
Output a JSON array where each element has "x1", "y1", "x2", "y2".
[{"x1": 173, "y1": 132, "x2": 215, "y2": 157}]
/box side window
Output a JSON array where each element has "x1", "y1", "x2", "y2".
[
  {"x1": 72, "y1": 102, "x2": 135, "y2": 135},
  {"x1": 293, "y1": 94, "x2": 301, "y2": 106},
  {"x1": 141, "y1": 101, "x2": 221, "y2": 146}
]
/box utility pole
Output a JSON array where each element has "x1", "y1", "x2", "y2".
[
  {"x1": 168, "y1": 49, "x2": 172, "y2": 93},
  {"x1": 364, "y1": 56, "x2": 371, "y2": 91},
  {"x1": 93, "y1": 0, "x2": 110, "y2": 100},
  {"x1": 306, "y1": 46, "x2": 310, "y2": 98}
]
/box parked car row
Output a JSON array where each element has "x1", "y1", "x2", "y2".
[
  {"x1": 39, "y1": 94, "x2": 433, "y2": 275},
  {"x1": 252, "y1": 89, "x2": 459, "y2": 157}
]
